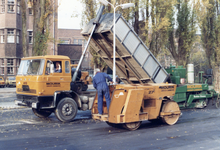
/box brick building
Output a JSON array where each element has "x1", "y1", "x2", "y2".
[
  {"x1": 0, "y1": 0, "x2": 58, "y2": 79},
  {"x1": 58, "y1": 29, "x2": 92, "y2": 70},
  {"x1": 0, "y1": 0, "x2": 22, "y2": 78}
]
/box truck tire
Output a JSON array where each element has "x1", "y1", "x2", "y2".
[
  {"x1": 55, "y1": 98, "x2": 78, "y2": 122},
  {"x1": 32, "y1": 108, "x2": 52, "y2": 118}
]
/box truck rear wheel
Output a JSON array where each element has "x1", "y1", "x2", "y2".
[
  {"x1": 32, "y1": 108, "x2": 52, "y2": 118},
  {"x1": 161, "y1": 101, "x2": 180, "y2": 125},
  {"x1": 55, "y1": 98, "x2": 78, "y2": 122}
]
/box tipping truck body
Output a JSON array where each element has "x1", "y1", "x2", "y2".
[
  {"x1": 82, "y1": 13, "x2": 168, "y2": 84},
  {"x1": 15, "y1": 55, "x2": 95, "y2": 122},
  {"x1": 81, "y1": 13, "x2": 181, "y2": 130}
]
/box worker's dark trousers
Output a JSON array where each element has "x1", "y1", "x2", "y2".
[{"x1": 97, "y1": 88, "x2": 111, "y2": 114}]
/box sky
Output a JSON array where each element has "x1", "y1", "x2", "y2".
[{"x1": 58, "y1": 0, "x2": 83, "y2": 29}]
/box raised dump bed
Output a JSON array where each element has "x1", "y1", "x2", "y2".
[{"x1": 81, "y1": 13, "x2": 168, "y2": 84}]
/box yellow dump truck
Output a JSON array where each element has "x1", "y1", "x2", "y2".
[
  {"x1": 15, "y1": 55, "x2": 94, "y2": 122},
  {"x1": 14, "y1": 5, "x2": 104, "y2": 122}
]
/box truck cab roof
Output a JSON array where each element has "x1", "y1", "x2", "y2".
[{"x1": 21, "y1": 55, "x2": 70, "y2": 60}]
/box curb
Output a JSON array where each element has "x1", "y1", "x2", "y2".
[{"x1": 0, "y1": 102, "x2": 25, "y2": 110}]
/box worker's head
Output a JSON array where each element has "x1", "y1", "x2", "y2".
[
  {"x1": 56, "y1": 62, "x2": 60, "y2": 68},
  {"x1": 94, "y1": 68, "x2": 100, "y2": 75}
]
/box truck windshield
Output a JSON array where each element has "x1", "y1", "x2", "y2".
[{"x1": 17, "y1": 59, "x2": 45, "y2": 75}]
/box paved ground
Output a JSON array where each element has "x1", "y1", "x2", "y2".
[
  {"x1": 0, "y1": 103, "x2": 220, "y2": 150},
  {"x1": 1, "y1": 85, "x2": 220, "y2": 149},
  {"x1": 0, "y1": 87, "x2": 18, "y2": 109}
]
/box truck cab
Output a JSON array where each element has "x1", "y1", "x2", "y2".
[
  {"x1": 15, "y1": 55, "x2": 84, "y2": 122},
  {"x1": 16, "y1": 55, "x2": 71, "y2": 98}
]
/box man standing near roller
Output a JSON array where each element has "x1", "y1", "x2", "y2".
[{"x1": 93, "y1": 68, "x2": 113, "y2": 115}]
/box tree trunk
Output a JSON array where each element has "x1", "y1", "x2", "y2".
[
  {"x1": 133, "y1": 0, "x2": 139, "y2": 34},
  {"x1": 21, "y1": 0, "x2": 28, "y2": 57},
  {"x1": 213, "y1": 66, "x2": 220, "y2": 92}
]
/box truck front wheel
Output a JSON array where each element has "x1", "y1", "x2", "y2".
[
  {"x1": 32, "y1": 108, "x2": 52, "y2": 118},
  {"x1": 55, "y1": 98, "x2": 78, "y2": 122}
]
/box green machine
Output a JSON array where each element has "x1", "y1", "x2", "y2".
[{"x1": 165, "y1": 65, "x2": 219, "y2": 109}]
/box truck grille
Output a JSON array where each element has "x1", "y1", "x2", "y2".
[
  {"x1": 17, "y1": 86, "x2": 36, "y2": 94},
  {"x1": 22, "y1": 85, "x2": 30, "y2": 91}
]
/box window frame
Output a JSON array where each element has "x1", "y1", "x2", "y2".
[
  {"x1": 7, "y1": 29, "x2": 14, "y2": 43},
  {"x1": 78, "y1": 39, "x2": 82, "y2": 45},
  {"x1": 17, "y1": 0, "x2": 20, "y2": 14},
  {"x1": 0, "y1": 0, "x2": 5, "y2": 13},
  {"x1": 0, "y1": 29, "x2": 4, "y2": 43},
  {"x1": 28, "y1": 8, "x2": 33, "y2": 15},
  {"x1": 1, "y1": 58, "x2": 4, "y2": 66},
  {"x1": 7, "y1": 0, "x2": 15, "y2": 13},
  {"x1": 7, "y1": 67, "x2": 13, "y2": 75},
  {"x1": 7, "y1": 58, "x2": 13, "y2": 66},
  {"x1": 28, "y1": 31, "x2": 33, "y2": 44},
  {"x1": 16, "y1": 30, "x2": 19, "y2": 44},
  {"x1": 1, "y1": 67, "x2": 4, "y2": 75},
  {"x1": 73, "y1": 39, "x2": 77, "y2": 44}
]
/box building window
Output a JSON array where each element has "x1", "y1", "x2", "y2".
[
  {"x1": 1, "y1": 59, "x2": 4, "y2": 66},
  {"x1": 7, "y1": 59, "x2": 13, "y2": 66},
  {"x1": 16, "y1": 30, "x2": 19, "y2": 44},
  {"x1": 7, "y1": 67, "x2": 13, "y2": 74},
  {"x1": 17, "y1": 0, "x2": 20, "y2": 14},
  {"x1": 78, "y1": 39, "x2": 82, "y2": 45},
  {"x1": 7, "y1": 0, "x2": 14, "y2": 13},
  {"x1": 73, "y1": 39, "x2": 77, "y2": 44},
  {"x1": 28, "y1": 8, "x2": 32, "y2": 15},
  {"x1": 83, "y1": 39, "x2": 87, "y2": 46},
  {"x1": 1, "y1": 67, "x2": 4, "y2": 75},
  {"x1": 60, "y1": 39, "x2": 69, "y2": 44},
  {"x1": 0, "y1": 29, "x2": 4, "y2": 43},
  {"x1": 1, "y1": 0, "x2": 5, "y2": 13},
  {"x1": 7, "y1": 29, "x2": 14, "y2": 43},
  {"x1": 28, "y1": 31, "x2": 33, "y2": 44}
]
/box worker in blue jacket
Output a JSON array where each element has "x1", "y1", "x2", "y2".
[{"x1": 93, "y1": 68, "x2": 113, "y2": 115}]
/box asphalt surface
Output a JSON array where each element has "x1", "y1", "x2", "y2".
[
  {"x1": 0, "y1": 87, "x2": 19, "y2": 109},
  {"x1": 0, "y1": 87, "x2": 220, "y2": 150}
]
